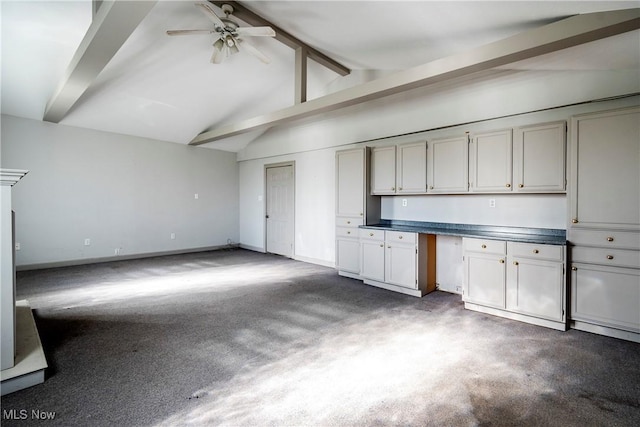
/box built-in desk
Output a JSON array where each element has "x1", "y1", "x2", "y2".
[
  {"x1": 360, "y1": 220, "x2": 566, "y2": 245},
  {"x1": 358, "y1": 220, "x2": 568, "y2": 330}
]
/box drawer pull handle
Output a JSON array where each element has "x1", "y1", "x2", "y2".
[
  {"x1": 533, "y1": 249, "x2": 539, "y2": 254},
  {"x1": 481, "y1": 244, "x2": 487, "y2": 249},
  {"x1": 606, "y1": 255, "x2": 614, "y2": 260},
  {"x1": 607, "y1": 237, "x2": 614, "y2": 242},
  {"x1": 398, "y1": 236, "x2": 403, "y2": 240},
  {"x1": 499, "y1": 259, "x2": 505, "y2": 264},
  {"x1": 369, "y1": 233, "x2": 374, "y2": 237},
  {"x1": 513, "y1": 261, "x2": 519, "y2": 266}
]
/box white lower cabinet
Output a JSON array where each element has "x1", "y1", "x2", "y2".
[
  {"x1": 465, "y1": 251, "x2": 506, "y2": 309},
  {"x1": 570, "y1": 264, "x2": 639, "y2": 340},
  {"x1": 569, "y1": 229, "x2": 640, "y2": 342},
  {"x1": 506, "y1": 242, "x2": 565, "y2": 322},
  {"x1": 463, "y1": 238, "x2": 567, "y2": 330},
  {"x1": 360, "y1": 229, "x2": 385, "y2": 282},
  {"x1": 360, "y1": 229, "x2": 435, "y2": 297}
]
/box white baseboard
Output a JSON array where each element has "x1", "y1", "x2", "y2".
[
  {"x1": 571, "y1": 320, "x2": 640, "y2": 343},
  {"x1": 239, "y1": 244, "x2": 266, "y2": 253},
  {"x1": 464, "y1": 302, "x2": 568, "y2": 331},
  {"x1": 363, "y1": 279, "x2": 425, "y2": 297},
  {"x1": 16, "y1": 245, "x2": 237, "y2": 271},
  {"x1": 293, "y1": 254, "x2": 335, "y2": 268}
]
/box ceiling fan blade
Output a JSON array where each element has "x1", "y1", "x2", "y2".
[
  {"x1": 237, "y1": 39, "x2": 271, "y2": 64},
  {"x1": 195, "y1": 2, "x2": 225, "y2": 29},
  {"x1": 235, "y1": 26, "x2": 276, "y2": 37},
  {"x1": 166, "y1": 29, "x2": 214, "y2": 36}
]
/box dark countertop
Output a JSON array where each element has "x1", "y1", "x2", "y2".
[{"x1": 360, "y1": 220, "x2": 566, "y2": 245}]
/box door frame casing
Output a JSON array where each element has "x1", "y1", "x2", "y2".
[{"x1": 264, "y1": 161, "x2": 295, "y2": 258}]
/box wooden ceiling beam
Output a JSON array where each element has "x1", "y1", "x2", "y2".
[
  {"x1": 190, "y1": 8, "x2": 640, "y2": 146},
  {"x1": 43, "y1": 1, "x2": 157, "y2": 123}
]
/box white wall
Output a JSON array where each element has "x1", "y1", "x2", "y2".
[
  {"x1": 381, "y1": 195, "x2": 567, "y2": 229},
  {"x1": 0, "y1": 115, "x2": 239, "y2": 268},
  {"x1": 239, "y1": 149, "x2": 336, "y2": 267},
  {"x1": 237, "y1": 68, "x2": 639, "y2": 274}
]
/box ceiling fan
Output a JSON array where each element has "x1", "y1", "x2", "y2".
[{"x1": 166, "y1": 2, "x2": 276, "y2": 64}]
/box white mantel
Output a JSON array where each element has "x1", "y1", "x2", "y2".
[{"x1": 1, "y1": 169, "x2": 28, "y2": 370}]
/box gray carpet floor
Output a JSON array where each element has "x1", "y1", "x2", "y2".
[{"x1": 2, "y1": 248, "x2": 639, "y2": 426}]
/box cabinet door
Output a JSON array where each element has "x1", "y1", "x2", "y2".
[
  {"x1": 464, "y1": 252, "x2": 506, "y2": 308},
  {"x1": 427, "y1": 135, "x2": 469, "y2": 193},
  {"x1": 571, "y1": 263, "x2": 640, "y2": 333},
  {"x1": 371, "y1": 146, "x2": 396, "y2": 195},
  {"x1": 570, "y1": 107, "x2": 640, "y2": 230},
  {"x1": 336, "y1": 148, "x2": 364, "y2": 218},
  {"x1": 361, "y1": 239, "x2": 385, "y2": 281},
  {"x1": 470, "y1": 129, "x2": 513, "y2": 192},
  {"x1": 336, "y1": 238, "x2": 360, "y2": 274},
  {"x1": 397, "y1": 142, "x2": 427, "y2": 194},
  {"x1": 385, "y1": 243, "x2": 417, "y2": 289},
  {"x1": 507, "y1": 257, "x2": 564, "y2": 321},
  {"x1": 514, "y1": 122, "x2": 566, "y2": 192}
]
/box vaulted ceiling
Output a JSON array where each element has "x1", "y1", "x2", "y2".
[{"x1": 2, "y1": 1, "x2": 639, "y2": 152}]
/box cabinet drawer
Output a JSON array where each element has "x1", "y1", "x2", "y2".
[
  {"x1": 359, "y1": 228, "x2": 385, "y2": 241},
  {"x1": 336, "y1": 216, "x2": 364, "y2": 228},
  {"x1": 336, "y1": 227, "x2": 358, "y2": 239},
  {"x1": 507, "y1": 242, "x2": 564, "y2": 261},
  {"x1": 569, "y1": 229, "x2": 640, "y2": 250},
  {"x1": 572, "y1": 247, "x2": 640, "y2": 269},
  {"x1": 463, "y1": 238, "x2": 506, "y2": 255},
  {"x1": 385, "y1": 230, "x2": 417, "y2": 244}
]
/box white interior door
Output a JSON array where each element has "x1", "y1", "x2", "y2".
[{"x1": 266, "y1": 165, "x2": 294, "y2": 258}]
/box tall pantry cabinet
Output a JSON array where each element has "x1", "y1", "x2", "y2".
[
  {"x1": 335, "y1": 148, "x2": 380, "y2": 279},
  {"x1": 568, "y1": 106, "x2": 640, "y2": 342}
]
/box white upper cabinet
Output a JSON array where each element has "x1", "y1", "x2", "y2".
[
  {"x1": 514, "y1": 122, "x2": 566, "y2": 193},
  {"x1": 569, "y1": 107, "x2": 640, "y2": 230},
  {"x1": 336, "y1": 148, "x2": 365, "y2": 218},
  {"x1": 427, "y1": 135, "x2": 469, "y2": 193},
  {"x1": 397, "y1": 142, "x2": 427, "y2": 194},
  {"x1": 371, "y1": 146, "x2": 396, "y2": 195},
  {"x1": 470, "y1": 129, "x2": 513, "y2": 192}
]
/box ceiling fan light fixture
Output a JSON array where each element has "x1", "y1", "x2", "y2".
[{"x1": 172, "y1": 2, "x2": 274, "y2": 64}]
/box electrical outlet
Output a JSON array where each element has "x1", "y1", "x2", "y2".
[
  {"x1": 489, "y1": 199, "x2": 496, "y2": 208},
  {"x1": 115, "y1": 248, "x2": 121, "y2": 255},
  {"x1": 84, "y1": 238, "x2": 91, "y2": 246},
  {"x1": 170, "y1": 233, "x2": 176, "y2": 240},
  {"x1": 15, "y1": 243, "x2": 20, "y2": 251},
  {"x1": 402, "y1": 199, "x2": 408, "y2": 207},
  {"x1": 194, "y1": 193, "x2": 199, "y2": 199},
  {"x1": 455, "y1": 286, "x2": 463, "y2": 293}
]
